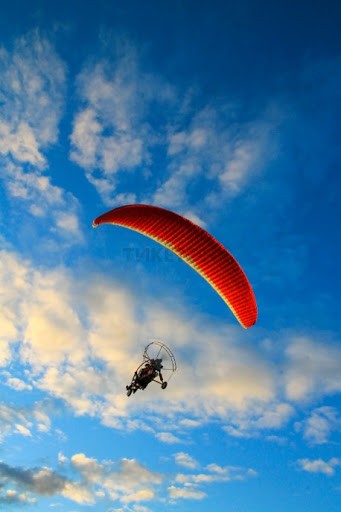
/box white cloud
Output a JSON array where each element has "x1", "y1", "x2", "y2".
[
  {"x1": 120, "y1": 489, "x2": 154, "y2": 503},
  {"x1": 70, "y1": 45, "x2": 276, "y2": 215},
  {"x1": 175, "y1": 473, "x2": 218, "y2": 484},
  {"x1": 14, "y1": 423, "x2": 32, "y2": 437},
  {"x1": 206, "y1": 463, "x2": 228, "y2": 474},
  {"x1": 0, "y1": 250, "x2": 28, "y2": 364},
  {"x1": 62, "y1": 481, "x2": 94, "y2": 504},
  {"x1": 0, "y1": 489, "x2": 36, "y2": 505},
  {"x1": 70, "y1": 48, "x2": 157, "y2": 204},
  {"x1": 70, "y1": 108, "x2": 101, "y2": 169},
  {"x1": 58, "y1": 453, "x2": 68, "y2": 464},
  {"x1": 0, "y1": 32, "x2": 83, "y2": 245},
  {"x1": 2, "y1": 247, "x2": 339, "y2": 447},
  {"x1": 215, "y1": 111, "x2": 277, "y2": 197},
  {"x1": 0, "y1": 454, "x2": 163, "y2": 506},
  {"x1": 102, "y1": 458, "x2": 162, "y2": 505},
  {"x1": 0, "y1": 462, "x2": 68, "y2": 498},
  {"x1": 152, "y1": 106, "x2": 276, "y2": 217},
  {"x1": 265, "y1": 435, "x2": 288, "y2": 446},
  {"x1": 0, "y1": 248, "x2": 278, "y2": 438},
  {"x1": 222, "y1": 402, "x2": 294, "y2": 439},
  {"x1": 174, "y1": 452, "x2": 198, "y2": 469},
  {"x1": 295, "y1": 406, "x2": 341, "y2": 445},
  {"x1": 0, "y1": 398, "x2": 55, "y2": 443},
  {"x1": 20, "y1": 268, "x2": 87, "y2": 369},
  {"x1": 156, "y1": 432, "x2": 182, "y2": 444},
  {"x1": 3, "y1": 451, "x2": 253, "y2": 507},
  {"x1": 178, "y1": 418, "x2": 202, "y2": 428},
  {"x1": 33, "y1": 409, "x2": 51, "y2": 433},
  {"x1": 5, "y1": 377, "x2": 32, "y2": 391},
  {"x1": 4, "y1": 162, "x2": 83, "y2": 245},
  {"x1": 0, "y1": 31, "x2": 66, "y2": 165},
  {"x1": 71, "y1": 453, "x2": 103, "y2": 485},
  {"x1": 0, "y1": 122, "x2": 45, "y2": 167},
  {"x1": 297, "y1": 458, "x2": 341, "y2": 476},
  {"x1": 54, "y1": 212, "x2": 81, "y2": 235},
  {"x1": 168, "y1": 485, "x2": 207, "y2": 500},
  {"x1": 175, "y1": 463, "x2": 256, "y2": 485},
  {"x1": 131, "y1": 505, "x2": 151, "y2": 512},
  {"x1": 37, "y1": 367, "x2": 102, "y2": 417},
  {"x1": 169, "y1": 456, "x2": 257, "y2": 503},
  {"x1": 285, "y1": 336, "x2": 341, "y2": 401}
]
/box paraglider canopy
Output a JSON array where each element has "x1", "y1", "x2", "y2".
[{"x1": 93, "y1": 204, "x2": 257, "y2": 328}]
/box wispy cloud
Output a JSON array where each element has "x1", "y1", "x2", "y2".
[
  {"x1": 153, "y1": 105, "x2": 276, "y2": 216},
  {"x1": 70, "y1": 43, "x2": 174, "y2": 204},
  {"x1": 0, "y1": 248, "x2": 270, "y2": 430},
  {"x1": 1, "y1": 247, "x2": 339, "y2": 447},
  {"x1": 285, "y1": 336, "x2": 341, "y2": 401},
  {"x1": 175, "y1": 463, "x2": 257, "y2": 484},
  {"x1": 156, "y1": 432, "x2": 182, "y2": 444},
  {"x1": 295, "y1": 406, "x2": 341, "y2": 445},
  {"x1": 0, "y1": 30, "x2": 66, "y2": 166},
  {"x1": 4, "y1": 376, "x2": 32, "y2": 391},
  {"x1": 70, "y1": 43, "x2": 277, "y2": 220},
  {"x1": 168, "y1": 485, "x2": 207, "y2": 500},
  {"x1": 169, "y1": 460, "x2": 257, "y2": 502},
  {"x1": 0, "y1": 398, "x2": 55, "y2": 443},
  {"x1": 297, "y1": 457, "x2": 341, "y2": 476},
  {"x1": 174, "y1": 452, "x2": 199, "y2": 469},
  {"x1": 0, "y1": 31, "x2": 82, "y2": 245},
  {"x1": 0, "y1": 453, "x2": 163, "y2": 507},
  {"x1": 4, "y1": 162, "x2": 82, "y2": 244},
  {"x1": 2, "y1": 451, "x2": 256, "y2": 507},
  {"x1": 223, "y1": 402, "x2": 294, "y2": 439},
  {"x1": 0, "y1": 489, "x2": 36, "y2": 505},
  {"x1": 0, "y1": 460, "x2": 91, "y2": 505},
  {"x1": 68, "y1": 453, "x2": 161, "y2": 505}
]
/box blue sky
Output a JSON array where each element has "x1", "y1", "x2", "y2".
[{"x1": 0, "y1": 0, "x2": 340, "y2": 510}]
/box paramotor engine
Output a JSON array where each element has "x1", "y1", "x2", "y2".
[{"x1": 126, "y1": 340, "x2": 177, "y2": 396}]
